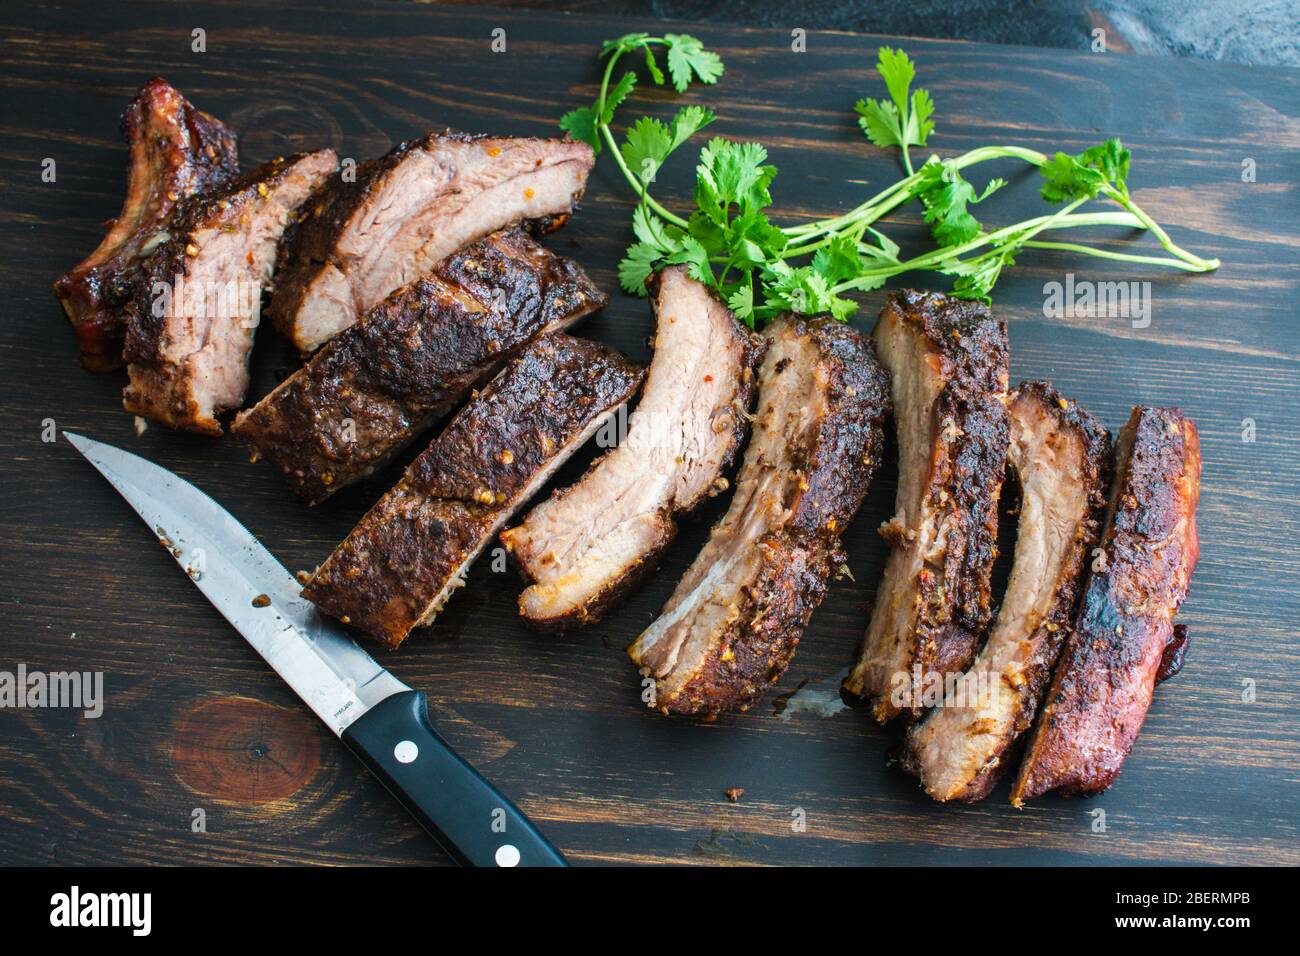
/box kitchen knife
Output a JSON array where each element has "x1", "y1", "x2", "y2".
[{"x1": 65, "y1": 431, "x2": 567, "y2": 868}]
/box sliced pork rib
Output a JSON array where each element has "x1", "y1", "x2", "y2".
[
  {"x1": 501, "y1": 266, "x2": 764, "y2": 630},
  {"x1": 233, "y1": 228, "x2": 605, "y2": 504},
  {"x1": 902, "y1": 382, "x2": 1111, "y2": 801},
  {"x1": 302, "y1": 334, "x2": 643, "y2": 649},
  {"x1": 123, "y1": 149, "x2": 337, "y2": 434},
  {"x1": 844, "y1": 291, "x2": 1010, "y2": 723},
  {"x1": 54, "y1": 77, "x2": 239, "y2": 371},
  {"x1": 628, "y1": 316, "x2": 890, "y2": 717},
  {"x1": 1011, "y1": 406, "x2": 1201, "y2": 804},
  {"x1": 269, "y1": 132, "x2": 594, "y2": 354}
]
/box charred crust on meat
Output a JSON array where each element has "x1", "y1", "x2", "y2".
[
  {"x1": 845, "y1": 290, "x2": 1011, "y2": 723},
  {"x1": 630, "y1": 315, "x2": 891, "y2": 717},
  {"x1": 54, "y1": 77, "x2": 239, "y2": 372},
  {"x1": 1011, "y1": 405, "x2": 1201, "y2": 804},
  {"x1": 302, "y1": 334, "x2": 644, "y2": 648},
  {"x1": 233, "y1": 228, "x2": 606, "y2": 503},
  {"x1": 1156, "y1": 624, "x2": 1189, "y2": 683}
]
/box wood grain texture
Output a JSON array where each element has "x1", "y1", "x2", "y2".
[{"x1": 1, "y1": 0, "x2": 1298, "y2": 867}]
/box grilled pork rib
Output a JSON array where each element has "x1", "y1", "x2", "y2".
[
  {"x1": 902, "y1": 382, "x2": 1111, "y2": 801},
  {"x1": 123, "y1": 150, "x2": 337, "y2": 434},
  {"x1": 628, "y1": 316, "x2": 890, "y2": 717},
  {"x1": 302, "y1": 334, "x2": 643, "y2": 649},
  {"x1": 233, "y1": 228, "x2": 605, "y2": 504},
  {"x1": 54, "y1": 78, "x2": 239, "y2": 371},
  {"x1": 501, "y1": 267, "x2": 764, "y2": 630},
  {"x1": 844, "y1": 291, "x2": 1010, "y2": 722},
  {"x1": 269, "y1": 132, "x2": 594, "y2": 354},
  {"x1": 1011, "y1": 406, "x2": 1201, "y2": 804}
]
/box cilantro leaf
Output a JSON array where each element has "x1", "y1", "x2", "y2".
[
  {"x1": 1039, "y1": 153, "x2": 1104, "y2": 202},
  {"x1": 630, "y1": 203, "x2": 681, "y2": 253},
  {"x1": 908, "y1": 87, "x2": 935, "y2": 145},
  {"x1": 946, "y1": 248, "x2": 1017, "y2": 304},
  {"x1": 558, "y1": 106, "x2": 600, "y2": 151},
  {"x1": 602, "y1": 71, "x2": 637, "y2": 124},
  {"x1": 726, "y1": 279, "x2": 756, "y2": 327},
  {"x1": 621, "y1": 116, "x2": 672, "y2": 189},
  {"x1": 664, "y1": 34, "x2": 724, "y2": 93},
  {"x1": 669, "y1": 104, "x2": 716, "y2": 152},
  {"x1": 877, "y1": 47, "x2": 914, "y2": 115},
  {"x1": 760, "y1": 261, "x2": 860, "y2": 321},
  {"x1": 621, "y1": 204, "x2": 695, "y2": 293},
  {"x1": 1079, "y1": 138, "x2": 1131, "y2": 191},
  {"x1": 695, "y1": 139, "x2": 777, "y2": 220},
  {"x1": 619, "y1": 106, "x2": 716, "y2": 192},
  {"x1": 856, "y1": 98, "x2": 906, "y2": 150},
  {"x1": 644, "y1": 45, "x2": 665, "y2": 85},
  {"x1": 664, "y1": 235, "x2": 715, "y2": 286},
  {"x1": 811, "y1": 235, "x2": 863, "y2": 283},
  {"x1": 917, "y1": 160, "x2": 1005, "y2": 246},
  {"x1": 619, "y1": 242, "x2": 662, "y2": 294},
  {"x1": 1040, "y1": 138, "x2": 1131, "y2": 202},
  {"x1": 855, "y1": 47, "x2": 934, "y2": 170}
]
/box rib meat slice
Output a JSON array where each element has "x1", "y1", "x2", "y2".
[
  {"x1": 501, "y1": 266, "x2": 764, "y2": 630},
  {"x1": 844, "y1": 291, "x2": 1010, "y2": 722},
  {"x1": 902, "y1": 382, "x2": 1111, "y2": 801},
  {"x1": 232, "y1": 228, "x2": 605, "y2": 504},
  {"x1": 1011, "y1": 405, "x2": 1201, "y2": 804},
  {"x1": 54, "y1": 77, "x2": 239, "y2": 371},
  {"x1": 302, "y1": 334, "x2": 644, "y2": 649},
  {"x1": 268, "y1": 132, "x2": 594, "y2": 354},
  {"x1": 628, "y1": 316, "x2": 890, "y2": 717},
  {"x1": 123, "y1": 149, "x2": 337, "y2": 434}
]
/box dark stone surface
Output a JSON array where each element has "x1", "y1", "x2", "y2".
[{"x1": 483, "y1": 0, "x2": 1300, "y2": 66}]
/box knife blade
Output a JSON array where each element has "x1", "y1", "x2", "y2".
[{"x1": 65, "y1": 431, "x2": 567, "y2": 868}]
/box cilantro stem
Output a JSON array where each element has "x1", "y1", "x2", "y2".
[
  {"x1": 826, "y1": 202, "x2": 1162, "y2": 292},
  {"x1": 599, "y1": 124, "x2": 691, "y2": 230},
  {"x1": 783, "y1": 145, "x2": 1048, "y2": 243},
  {"x1": 1020, "y1": 240, "x2": 1213, "y2": 271},
  {"x1": 595, "y1": 41, "x2": 692, "y2": 231},
  {"x1": 1101, "y1": 185, "x2": 1220, "y2": 271}
]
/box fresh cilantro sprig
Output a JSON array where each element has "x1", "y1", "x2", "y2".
[{"x1": 561, "y1": 36, "x2": 1220, "y2": 324}]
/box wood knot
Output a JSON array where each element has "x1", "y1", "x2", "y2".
[
  {"x1": 225, "y1": 100, "x2": 345, "y2": 164},
  {"x1": 172, "y1": 695, "x2": 320, "y2": 805}
]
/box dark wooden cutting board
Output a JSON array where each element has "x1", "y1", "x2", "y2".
[{"x1": 1, "y1": 0, "x2": 1297, "y2": 866}]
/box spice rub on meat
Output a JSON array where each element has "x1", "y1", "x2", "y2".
[
  {"x1": 902, "y1": 382, "x2": 1111, "y2": 801},
  {"x1": 123, "y1": 149, "x2": 337, "y2": 435},
  {"x1": 302, "y1": 334, "x2": 643, "y2": 649},
  {"x1": 628, "y1": 316, "x2": 890, "y2": 717},
  {"x1": 54, "y1": 78, "x2": 239, "y2": 372},
  {"x1": 1011, "y1": 405, "x2": 1201, "y2": 804},
  {"x1": 268, "y1": 131, "x2": 594, "y2": 354},
  {"x1": 501, "y1": 266, "x2": 764, "y2": 630},
  {"x1": 844, "y1": 291, "x2": 1010, "y2": 723},
  {"x1": 233, "y1": 228, "x2": 605, "y2": 504}
]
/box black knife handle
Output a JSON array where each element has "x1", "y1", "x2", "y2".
[{"x1": 341, "y1": 691, "x2": 568, "y2": 867}]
